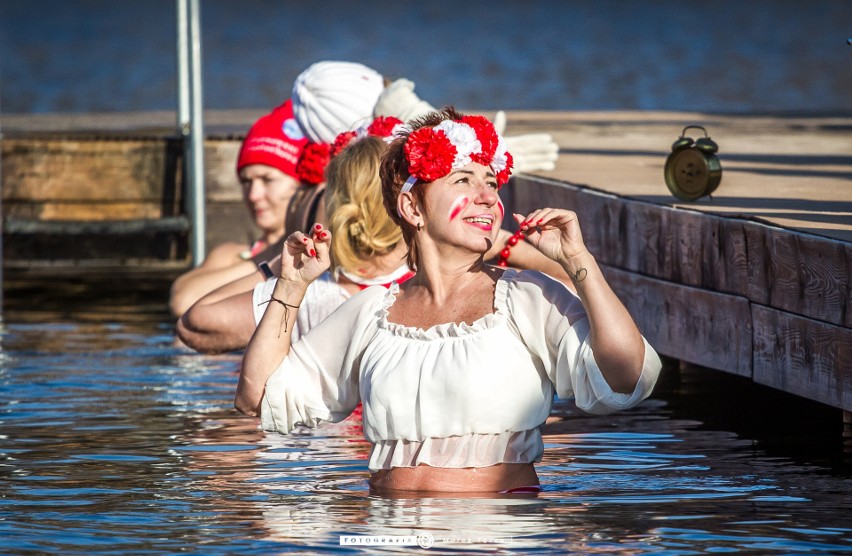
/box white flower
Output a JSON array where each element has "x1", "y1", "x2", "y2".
[
  {"x1": 491, "y1": 135, "x2": 509, "y2": 174},
  {"x1": 434, "y1": 120, "x2": 481, "y2": 169}
]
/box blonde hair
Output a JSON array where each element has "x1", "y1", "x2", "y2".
[{"x1": 325, "y1": 136, "x2": 403, "y2": 275}]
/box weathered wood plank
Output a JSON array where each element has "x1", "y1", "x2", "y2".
[
  {"x1": 510, "y1": 175, "x2": 852, "y2": 327},
  {"x1": 510, "y1": 176, "x2": 752, "y2": 294},
  {"x1": 3, "y1": 201, "x2": 170, "y2": 221},
  {"x1": 203, "y1": 140, "x2": 242, "y2": 202},
  {"x1": 600, "y1": 264, "x2": 752, "y2": 377},
  {"x1": 1, "y1": 138, "x2": 181, "y2": 206},
  {"x1": 744, "y1": 224, "x2": 852, "y2": 327},
  {"x1": 4, "y1": 216, "x2": 189, "y2": 235},
  {"x1": 752, "y1": 304, "x2": 852, "y2": 411}
]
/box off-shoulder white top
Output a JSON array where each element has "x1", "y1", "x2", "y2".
[{"x1": 260, "y1": 269, "x2": 662, "y2": 472}]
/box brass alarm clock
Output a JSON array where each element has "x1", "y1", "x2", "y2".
[{"x1": 664, "y1": 125, "x2": 722, "y2": 201}]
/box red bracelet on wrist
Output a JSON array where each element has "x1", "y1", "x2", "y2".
[{"x1": 496, "y1": 229, "x2": 526, "y2": 267}]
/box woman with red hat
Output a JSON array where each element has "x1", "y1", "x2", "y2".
[{"x1": 169, "y1": 100, "x2": 327, "y2": 318}]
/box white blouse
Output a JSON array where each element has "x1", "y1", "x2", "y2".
[
  {"x1": 253, "y1": 272, "x2": 350, "y2": 343},
  {"x1": 259, "y1": 269, "x2": 662, "y2": 472}
]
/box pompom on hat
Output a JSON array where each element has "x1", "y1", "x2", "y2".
[
  {"x1": 291, "y1": 61, "x2": 386, "y2": 144},
  {"x1": 237, "y1": 100, "x2": 309, "y2": 179}
]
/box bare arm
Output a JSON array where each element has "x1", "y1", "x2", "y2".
[
  {"x1": 177, "y1": 252, "x2": 290, "y2": 354},
  {"x1": 235, "y1": 227, "x2": 332, "y2": 416},
  {"x1": 169, "y1": 242, "x2": 259, "y2": 318},
  {"x1": 177, "y1": 289, "x2": 258, "y2": 354},
  {"x1": 516, "y1": 210, "x2": 645, "y2": 393}
]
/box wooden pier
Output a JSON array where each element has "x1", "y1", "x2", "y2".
[{"x1": 2, "y1": 110, "x2": 851, "y2": 414}]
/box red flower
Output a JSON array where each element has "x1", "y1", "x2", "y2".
[
  {"x1": 404, "y1": 128, "x2": 456, "y2": 182},
  {"x1": 461, "y1": 115, "x2": 498, "y2": 165},
  {"x1": 297, "y1": 143, "x2": 331, "y2": 185},
  {"x1": 330, "y1": 131, "x2": 357, "y2": 157},
  {"x1": 367, "y1": 116, "x2": 403, "y2": 138}
]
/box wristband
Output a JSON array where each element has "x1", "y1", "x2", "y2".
[{"x1": 258, "y1": 261, "x2": 274, "y2": 279}]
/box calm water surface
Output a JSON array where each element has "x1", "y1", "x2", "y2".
[
  {"x1": 2, "y1": 0, "x2": 852, "y2": 114},
  {"x1": 1, "y1": 315, "x2": 851, "y2": 554}
]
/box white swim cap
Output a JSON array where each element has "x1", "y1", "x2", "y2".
[{"x1": 291, "y1": 61, "x2": 385, "y2": 143}]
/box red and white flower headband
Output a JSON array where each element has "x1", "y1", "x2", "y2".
[
  {"x1": 330, "y1": 116, "x2": 406, "y2": 157},
  {"x1": 401, "y1": 115, "x2": 513, "y2": 193}
]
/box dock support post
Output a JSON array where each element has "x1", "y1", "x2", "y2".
[{"x1": 177, "y1": 0, "x2": 206, "y2": 266}]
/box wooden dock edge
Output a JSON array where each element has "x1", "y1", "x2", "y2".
[{"x1": 506, "y1": 175, "x2": 851, "y2": 412}]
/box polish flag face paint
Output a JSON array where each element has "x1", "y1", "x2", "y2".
[
  {"x1": 496, "y1": 200, "x2": 505, "y2": 220},
  {"x1": 448, "y1": 196, "x2": 470, "y2": 221}
]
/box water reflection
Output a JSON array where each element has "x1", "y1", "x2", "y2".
[{"x1": 1, "y1": 320, "x2": 851, "y2": 554}]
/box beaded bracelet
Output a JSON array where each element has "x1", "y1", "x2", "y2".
[{"x1": 496, "y1": 229, "x2": 526, "y2": 267}]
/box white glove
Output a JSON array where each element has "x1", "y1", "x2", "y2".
[
  {"x1": 504, "y1": 133, "x2": 559, "y2": 172},
  {"x1": 373, "y1": 78, "x2": 436, "y2": 121},
  {"x1": 495, "y1": 110, "x2": 559, "y2": 173}
]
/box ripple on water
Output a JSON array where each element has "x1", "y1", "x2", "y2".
[{"x1": 1, "y1": 320, "x2": 851, "y2": 554}]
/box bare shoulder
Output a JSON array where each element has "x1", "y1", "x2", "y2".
[{"x1": 199, "y1": 242, "x2": 251, "y2": 269}]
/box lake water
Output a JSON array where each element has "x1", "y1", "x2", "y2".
[
  {"x1": 1, "y1": 301, "x2": 851, "y2": 554},
  {"x1": 2, "y1": 0, "x2": 852, "y2": 115}
]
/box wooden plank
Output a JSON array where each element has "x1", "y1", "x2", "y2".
[
  {"x1": 3, "y1": 201, "x2": 169, "y2": 221},
  {"x1": 203, "y1": 140, "x2": 243, "y2": 202},
  {"x1": 510, "y1": 176, "x2": 752, "y2": 295},
  {"x1": 510, "y1": 175, "x2": 852, "y2": 327},
  {"x1": 600, "y1": 264, "x2": 752, "y2": 377},
  {"x1": 1, "y1": 138, "x2": 180, "y2": 203},
  {"x1": 795, "y1": 234, "x2": 851, "y2": 327},
  {"x1": 752, "y1": 304, "x2": 852, "y2": 411},
  {"x1": 744, "y1": 224, "x2": 852, "y2": 327},
  {"x1": 4, "y1": 216, "x2": 189, "y2": 235}
]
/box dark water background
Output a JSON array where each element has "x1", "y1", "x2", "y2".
[{"x1": 2, "y1": 0, "x2": 852, "y2": 115}]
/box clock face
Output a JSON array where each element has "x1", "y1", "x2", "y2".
[{"x1": 664, "y1": 148, "x2": 722, "y2": 201}]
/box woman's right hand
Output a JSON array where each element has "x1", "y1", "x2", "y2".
[{"x1": 278, "y1": 223, "x2": 332, "y2": 286}]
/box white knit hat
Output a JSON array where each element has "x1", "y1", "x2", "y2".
[{"x1": 291, "y1": 61, "x2": 385, "y2": 144}]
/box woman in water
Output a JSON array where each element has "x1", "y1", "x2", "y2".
[{"x1": 235, "y1": 107, "x2": 661, "y2": 493}]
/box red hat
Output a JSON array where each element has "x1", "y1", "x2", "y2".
[{"x1": 236, "y1": 100, "x2": 309, "y2": 179}]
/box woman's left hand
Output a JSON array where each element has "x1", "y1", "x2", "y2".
[
  {"x1": 514, "y1": 208, "x2": 588, "y2": 265},
  {"x1": 277, "y1": 223, "x2": 332, "y2": 286}
]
